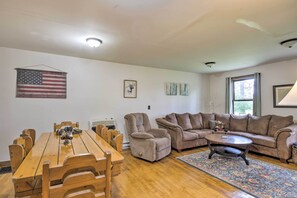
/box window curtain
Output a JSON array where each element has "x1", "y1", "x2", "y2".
[
  {"x1": 225, "y1": 77, "x2": 232, "y2": 113},
  {"x1": 253, "y1": 73, "x2": 261, "y2": 116}
]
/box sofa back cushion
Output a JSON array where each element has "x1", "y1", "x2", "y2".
[
  {"x1": 215, "y1": 114, "x2": 230, "y2": 129},
  {"x1": 247, "y1": 115, "x2": 271, "y2": 135},
  {"x1": 165, "y1": 113, "x2": 178, "y2": 125},
  {"x1": 189, "y1": 113, "x2": 203, "y2": 129},
  {"x1": 230, "y1": 114, "x2": 248, "y2": 132},
  {"x1": 201, "y1": 113, "x2": 215, "y2": 129},
  {"x1": 268, "y1": 115, "x2": 294, "y2": 137},
  {"x1": 176, "y1": 113, "x2": 192, "y2": 130}
]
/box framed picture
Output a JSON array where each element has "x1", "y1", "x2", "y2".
[
  {"x1": 273, "y1": 84, "x2": 297, "y2": 108},
  {"x1": 165, "y1": 82, "x2": 178, "y2": 95},
  {"x1": 124, "y1": 80, "x2": 137, "y2": 98},
  {"x1": 180, "y1": 83, "x2": 189, "y2": 96}
]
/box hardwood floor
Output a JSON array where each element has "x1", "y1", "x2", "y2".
[{"x1": 1, "y1": 147, "x2": 296, "y2": 198}]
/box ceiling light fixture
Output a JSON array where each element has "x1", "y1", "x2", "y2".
[
  {"x1": 280, "y1": 38, "x2": 297, "y2": 48},
  {"x1": 86, "y1": 38, "x2": 103, "y2": 48},
  {"x1": 205, "y1": 62, "x2": 216, "y2": 68}
]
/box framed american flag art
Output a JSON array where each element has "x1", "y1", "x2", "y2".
[{"x1": 16, "y1": 68, "x2": 67, "y2": 99}]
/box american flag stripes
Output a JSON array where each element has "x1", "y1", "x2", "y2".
[{"x1": 16, "y1": 69, "x2": 67, "y2": 99}]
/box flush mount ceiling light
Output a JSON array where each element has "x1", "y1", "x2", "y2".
[
  {"x1": 205, "y1": 62, "x2": 216, "y2": 68},
  {"x1": 280, "y1": 38, "x2": 297, "y2": 48},
  {"x1": 86, "y1": 38, "x2": 103, "y2": 48}
]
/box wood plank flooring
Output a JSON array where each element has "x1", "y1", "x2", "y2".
[{"x1": 1, "y1": 147, "x2": 296, "y2": 198}]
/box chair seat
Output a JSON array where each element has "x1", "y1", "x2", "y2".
[
  {"x1": 187, "y1": 129, "x2": 212, "y2": 139},
  {"x1": 182, "y1": 131, "x2": 198, "y2": 141}
]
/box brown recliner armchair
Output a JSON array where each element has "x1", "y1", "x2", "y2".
[{"x1": 124, "y1": 113, "x2": 171, "y2": 162}]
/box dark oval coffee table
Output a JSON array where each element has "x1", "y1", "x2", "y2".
[{"x1": 205, "y1": 133, "x2": 253, "y2": 165}]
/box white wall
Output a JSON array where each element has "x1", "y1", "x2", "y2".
[
  {"x1": 0, "y1": 47, "x2": 209, "y2": 161},
  {"x1": 209, "y1": 59, "x2": 297, "y2": 119}
]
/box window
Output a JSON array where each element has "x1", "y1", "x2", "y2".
[
  {"x1": 232, "y1": 76, "x2": 254, "y2": 115},
  {"x1": 226, "y1": 73, "x2": 261, "y2": 116}
]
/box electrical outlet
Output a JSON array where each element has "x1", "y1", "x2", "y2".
[{"x1": 148, "y1": 105, "x2": 151, "y2": 110}]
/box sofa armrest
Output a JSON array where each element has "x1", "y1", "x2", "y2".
[
  {"x1": 275, "y1": 124, "x2": 297, "y2": 160},
  {"x1": 130, "y1": 132, "x2": 154, "y2": 139},
  {"x1": 274, "y1": 123, "x2": 297, "y2": 139},
  {"x1": 147, "y1": 128, "x2": 168, "y2": 138},
  {"x1": 156, "y1": 118, "x2": 184, "y2": 150},
  {"x1": 156, "y1": 118, "x2": 183, "y2": 130}
]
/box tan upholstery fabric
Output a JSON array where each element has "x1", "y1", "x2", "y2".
[
  {"x1": 189, "y1": 113, "x2": 203, "y2": 129},
  {"x1": 201, "y1": 113, "x2": 215, "y2": 129},
  {"x1": 228, "y1": 131, "x2": 276, "y2": 148},
  {"x1": 165, "y1": 113, "x2": 178, "y2": 124},
  {"x1": 268, "y1": 115, "x2": 294, "y2": 137},
  {"x1": 247, "y1": 115, "x2": 271, "y2": 135},
  {"x1": 215, "y1": 114, "x2": 230, "y2": 129},
  {"x1": 187, "y1": 129, "x2": 212, "y2": 138},
  {"x1": 176, "y1": 113, "x2": 192, "y2": 130},
  {"x1": 230, "y1": 114, "x2": 248, "y2": 132},
  {"x1": 183, "y1": 131, "x2": 198, "y2": 141}
]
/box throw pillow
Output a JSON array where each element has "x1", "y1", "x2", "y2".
[
  {"x1": 189, "y1": 113, "x2": 203, "y2": 129},
  {"x1": 165, "y1": 113, "x2": 178, "y2": 124},
  {"x1": 268, "y1": 115, "x2": 294, "y2": 137},
  {"x1": 176, "y1": 113, "x2": 193, "y2": 130},
  {"x1": 215, "y1": 113, "x2": 231, "y2": 129},
  {"x1": 230, "y1": 114, "x2": 248, "y2": 132},
  {"x1": 201, "y1": 113, "x2": 215, "y2": 129},
  {"x1": 247, "y1": 115, "x2": 271, "y2": 135}
]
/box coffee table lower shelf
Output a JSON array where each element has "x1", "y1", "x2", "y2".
[{"x1": 208, "y1": 144, "x2": 251, "y2": 165}]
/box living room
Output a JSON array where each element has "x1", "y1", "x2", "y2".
[{"x1": 0, "y1": 1, "x2": 297, "y2": 198}]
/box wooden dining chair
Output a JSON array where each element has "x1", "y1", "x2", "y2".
[
  {"x1": 108, "y1": 130, "x2": 123, "y2": 153},
  {"x1": 9, "y1": 144, "x2": 25, "y2": 174},
  {"x1": 54, "y1": 121, "x2": 79, "y2": 131},
  {"x1": 101, "y1": 127, "x2": 111, "y2": 144},
  {"x1": 22, "y1": 129, "x2": 36, "y2": 145},
  {"x1": 13, "y1": 135, "x2": 33, "y2": 156},
  {"x1": 95, "y1": 124, "x2": 105, "y2": 136},
  {"x1": 42, "y1": 152, "x2": 111, "y2": 198}
]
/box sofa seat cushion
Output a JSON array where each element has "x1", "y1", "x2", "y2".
[
  {"x1": 176, "y1": 113, "x2": 193, "y2": 130},
  {"x1": 201, "y1": 113, "x2": 215, "y2": 129},
  {"x1": 182, "y1": 131, "x2": 198, "y2": 141},
  {"x1": 165, "y1": 113, "x2": 178, "y2": 125},
  {"x1": 228, "y1": 131, "x2": 276, "y2": 148},
  {"x1": 189, "y1": 113, "x2": 203, "y2": 129},
  {"x1": 215, "y1": 113, "x2": 231, "y2": 129},
  {"x1": 230, "y1": 114, "x2": 248, "y2": 132},
  {"x1": 248, "y1": 115, "x2": 271, "y2": 135},
  {"x1": 154, "y1": 137, "x2": 171, "y2": 151},
  {"x1": 187, "y1": 129, "x2": 212, "y2": 138},
  {"x1": 268, "y1": 115, "x2": 294, "y2": 137}
]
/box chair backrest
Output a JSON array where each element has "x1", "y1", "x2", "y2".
[
  {"x1": 42, "y1": 152, "x2": 111, "y2": 198},
  {"x1": 13, "y1": 135, "x2": 33, "y2": 155},
  {"x1": 108, "y1": 130, "x2": 123, "y2": 153},
  {"x1": 9, "y1": 144, "x2": 25, "y2": 174},
  {"x1": 124, "y1": 113, "x2": 152, "y2": 135},
  {"x1": 95, "y1": 124, "x2": 105, "y2": 136},
  {"x1": 101, "y1": 127, "x2": 111, "y2": 144},
  {"x1": 54, "y1": 121, "x2": 79, "y2": 131},
  {"x1": 22, "y1": 129, "x2": 36, "y2": 145}
]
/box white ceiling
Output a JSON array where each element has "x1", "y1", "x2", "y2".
[{"x1": 0, "y1": 0, "x2": 297, "y2": 73}]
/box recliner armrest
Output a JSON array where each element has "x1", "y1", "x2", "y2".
[
  {"x1": 147, "y1": 128, "x2": 168, "y2": 138},
  {"x1": 130, "y1": 132, "x2": 154, "y2": 139}
]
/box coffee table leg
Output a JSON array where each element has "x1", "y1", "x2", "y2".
[
  {"x1": 240, "y1": 145, "x2": 251, "y2": 165},
  {"x1": 207, "y1": 140, "x2": 215, "y2": 159}
]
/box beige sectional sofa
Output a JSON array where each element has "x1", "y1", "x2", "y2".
[{"x1": 156, "y1": 113, "x2": 297, "y2": 162}]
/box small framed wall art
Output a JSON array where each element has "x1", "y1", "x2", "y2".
[
  {"x1": 273, "y1": 84, "x2": 297, "y2": 108},
  {"x1": 124, "y1": 80, "x2": 137, "y2": 98}
]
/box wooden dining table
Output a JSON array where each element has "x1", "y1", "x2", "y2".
[{"x1": 12, "y1": 130, "x2": 124, "y2": 197}]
